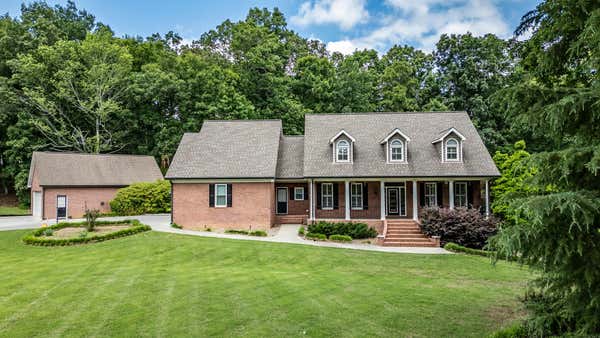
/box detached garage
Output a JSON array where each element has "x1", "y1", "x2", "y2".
[{"x1": 28, "y1": 152, "x2": 163, "y2": 220}]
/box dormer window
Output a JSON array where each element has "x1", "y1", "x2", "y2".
[
  {"x1": 330, "y1": 130, "x2": 355, "y2": 163},
  {"x1": 390, "y1": 139, "x2": 404, "y2": 161},
  {"x1": 445, "y1": 138, "x2": 459, "y2": 161},
  {"x1": 380, "y1": 128, "x2": 410, "y2": 164},
  {"x1": 336, "y1": 140, "x2": 349, "y2": 162}
]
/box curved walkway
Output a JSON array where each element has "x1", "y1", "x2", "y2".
[{"x1": 0, "y1": 214, "x2": 449, "y2": 254}]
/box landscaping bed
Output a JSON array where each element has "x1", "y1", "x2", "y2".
[{"x1": 22, "y1": 219, "x2": 151, "y2": 246}]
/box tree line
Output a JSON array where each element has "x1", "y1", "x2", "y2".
[{"x1": 1, "y1": 1, "x2": 531, "y2": 203}]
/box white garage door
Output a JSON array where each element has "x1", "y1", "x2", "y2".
[{"x1": 32, "y1": 192, "x2": 42, "y2": 219}]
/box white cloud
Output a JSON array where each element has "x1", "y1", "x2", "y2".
[
  {"x1": 325, "y1": 0, "x2": 511, "y2": 54},
  {"x1": 291, "y1": 0, "x2": 369, "y2": 30}
]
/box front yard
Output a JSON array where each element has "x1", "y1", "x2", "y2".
[
  {"x1": 0, "y1": 230, "x2": 530, "y2": 337},
  {"x1": 0, "y1": 206, "x2": 29, "y2": 216}
]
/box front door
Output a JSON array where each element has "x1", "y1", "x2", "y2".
[
  {"x1": 276, "y1": 188, "x2": 288, "y2": 214},
  {"x1": 32, "y1": 191, "x2": 42, "y2": 219},
  {"x1": 386, "y1": 188, "x2": 399, "y2": 215},
  {"x1": 56, "y1": 195, "x2": 67, "y2": 220}
]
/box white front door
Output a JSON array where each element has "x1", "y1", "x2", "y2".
[{"x1": 32, "y1": 192, "x2": 42, "y2": 219}]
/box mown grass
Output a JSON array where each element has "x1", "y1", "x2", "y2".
[
  {"x1": 0, "y1": 230, "x2": 530, "y2": 337},
  {"x1": 0, "y1": 206, "x2": 29, "y2": 216}
]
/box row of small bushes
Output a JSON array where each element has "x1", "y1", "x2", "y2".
[
  {"x1": 419, "y1": 207, "x2": 499, "y2": 249},
  {"x1": 444, "y1": 242, "x2": 493, "y2": 257},
  {"x1": 109, "y1": 180, "x2": 171, "y2": 215},
  {"x1": 305, "y1": 232, "x2": 352, "y2": 242},
  {"x1": 225, "y1": 229, "x2": 268, "y2": 237},
  {"x1": 307, "y1": 221, "x2": 377, "y2": 239},
  {"x1": 22, "y1": 220, "x2": 151, "y2": 246}
]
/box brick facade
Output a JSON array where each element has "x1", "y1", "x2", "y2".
[
  {"x1": 274, "y1": 183, "x2": 309, "y2": 216},
  {"x1": 172, "y1": 182, "x2": 275, "y2": 231},
  {"x1": 43, "y1": 187, "x2": 119, "y2": 219}
]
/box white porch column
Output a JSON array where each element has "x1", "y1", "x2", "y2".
[
  {"x1": 412, "y1": 180, "x2": 418, "y2": 221},
  {"x1": 449, "y1": 181, "x2": 454, "y2": 210},
  {"x1": 309, "y1": 179, "x2": 314, "y2": 221},
  {"x1": 485, "y1": 179, "x2": 490, "y2": 219},
  {"x1": 380, "y1": 180, "x2": 386, "y2": 220},
  {"x1": 344, "y1": 180, "x2": 350, "y2": 220}
]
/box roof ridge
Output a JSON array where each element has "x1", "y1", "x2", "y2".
[
  {"x1": 34, "y1": 151, "x2": 154, "y2": 158},
  {"x1": 203, "y1": 119, "x2": 282, "y2": 123},
  {"x1": 306, "y1": 111, "x2": 467, "y2": 116}
]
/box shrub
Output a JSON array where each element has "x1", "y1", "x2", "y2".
[
  {"x1": 329, "y1": 234, "x2": 352, "y2": 242},
  {"x1": 298, "y1": 227, "x2": 305, "y2": 236},
  {"x1": 249, "y1": 230, "x2": 267, "y2": 237},
  {"x1": 305, "y1": 232, "x2": 327, "y2": 240},
  {"x1": 84, "y1": 209, "x2": 100, "y2": 231},
  {"x1": 22, "y1": 219, "x2": 151, "y2": 246},
  {"x1": 419, "y1": 207, "x2": 498, "y2": 249},
  {"x1": 171, "y1": 223, "x2": 182, "y2": 229},
  {"x1": 307, "y1": 221, "x2": 377, "y2": 239},
  {"x1": 79, "y1": 230, "x2": 88, "y2": 238},
  {"x1": 43, "y1": 228, "x2": 53, "y2": 236},
  {"x1": 488, "y1": 323, "x2": 528, "y2": 338},
  {"x1": 444, "y1": 242, "x2": 492, "y2": 257},
  {"x1": 109, "y1": 180, "x2": 171, "y2": 215},
  {"x1": 225, "y1": 229, "x2": 249, "y2": 235}
]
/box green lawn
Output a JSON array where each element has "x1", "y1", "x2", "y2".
[
  {"x1": 0, "y1": 206, "x2": 29, "y2": 216},
  {"x1": 0, "y1": 230, "x2": 530, "y2": 337}
]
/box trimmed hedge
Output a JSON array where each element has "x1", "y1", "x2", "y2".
[
  {"x1": 109, "y1": 180, "x2": 170, "y2": 215},
  {"x1": 225, "y1": 229, "x2": 249, "y2": 235},
  {"x1": 444, "y1": 242, "x2": 493, "y2": 257},
  {"x1": 249, "y1": 230, "x2": 268, "y2": 237},
  {"x1": 305, "y1": 232, "x2": 327, "y2": 240},
  {"x1": 329, "y1": 234, "x2": 352, "y2": 242},
  {"x1": 308, "y1": 221, "x2": 377, "y2": 239},
  {"x1": 419, "y1": 207, "x2": 498, "y2": 249},
  {"x1": 22, "y1": 220, "x2": 151, "y2": 246}
]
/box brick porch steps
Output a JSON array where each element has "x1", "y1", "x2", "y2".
[
  {"x1": 383, "y1": 220, "x2": 438, "y2": 247},
  {"x1": 275, "y1": 215, "x2": 306, "y2": 224}
]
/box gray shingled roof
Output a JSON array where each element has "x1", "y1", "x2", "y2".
[
  {"x1": 166, "y1": 120, "x2": 282, "y2": 179},
  {"x1": 28, "y1": 152, "x2": 163, "y2": 187},
  {"x1": 303, "y1": 112, "x2": 500, "y2": 178},
  {"x1": 276, "y1": 136, "x2": 304, "y2": 179}
]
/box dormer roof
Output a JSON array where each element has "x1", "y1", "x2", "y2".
[
  {"x1": 329, "y1": 130, "x2": 356, "y2": 144},
  {"x1": 379, "y1": 128, "x2": 411, "y2": 144},
  {"x1": 431, "y1": 127, "x2": 466, "y2": 143}
]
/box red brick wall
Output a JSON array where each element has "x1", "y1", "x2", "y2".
[
  {"x1": 43, "y1": 187, "x2": 118, "y2": 219},
  {"x1": 275, "y1": 183, "x2": 309, "y2": 216},
  {"x1": 172, "y1": 182, "x2": 274, "y2": 231}
]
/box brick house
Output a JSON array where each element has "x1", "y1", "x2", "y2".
[
  {"x1": 166, "y1": 112, "x2": 500, "y2": 246},
  {"x1": 28, "y1": 152, "x2": 163, "y2": 220}
]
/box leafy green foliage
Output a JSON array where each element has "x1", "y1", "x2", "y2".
[
  {"x1": 419, "y1": 207, "x2": 498, "y2": 249},
  {"x1": 109, "y1": 180, "x2": 170, "y2": 215},
  {"x1": 308, "y1": 221, "x2": 377, "y2": 239},
  {"x1": 84, "y1": 208, "x2": 100, "y2": 231},
  {"x1": 489, "y1": 0, "x2": 600, "y2": 334},
  {"x1": 305, "y1": 232, "x2": 326, "y2": 240},
  {"x1": 328, "y1": 234, "x2": 352, "y2": 242},
  {"x1": 491, "y1": 141, "x2": 539, "y2": 217}
]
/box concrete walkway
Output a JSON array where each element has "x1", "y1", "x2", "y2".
[{"x1": 0, "y1": 214, "x2": 449, "y2": 254}]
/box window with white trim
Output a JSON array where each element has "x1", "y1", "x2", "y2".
[
  {"x1": 390, "y1": 139, "x2": 404, "y2": 162},
  {"x1": 336, "y1": 140, "x2": 349, "y2": 162},
  {"x1": 454, "y1": 182, "x2": 468, "y2": 207},
  {"x1": 215, "y1": 184, "x2": 227, "y2": 207},
  {"x1": 294, "y1": 187, "x2": 304, "y2": 200},
  {"x1": 351, "y1": 183, "x2": 363, "y2": 210},
  {"x1": 425, "y1": 183, "x2": 437, "y2": 207},
  {"x1": 445, "y1": 138, "x2": 459, "y2": 161},
  {"x1": 322, "y1": 183, "x2": 333, "y2": 209}
]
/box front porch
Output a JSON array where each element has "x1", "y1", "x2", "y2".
[{"x1": 274, "y1": 178, "x2": 491, "y2": 246}]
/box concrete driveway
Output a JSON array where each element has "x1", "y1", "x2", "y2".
[{"x1": 0, "y1": 214, "x2": 171, "y2": 231}]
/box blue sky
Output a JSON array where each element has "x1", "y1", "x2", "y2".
[{"x1": 1, "y1": 0, "x2": 540, "y2": 53}]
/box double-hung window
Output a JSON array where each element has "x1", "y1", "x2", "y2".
[
  {"x1": 390, "y1": 139, "x2": 404, "y2": 162},
  {"x1": 215, "y1": 184, "x2": 228, "y2": 207},
  {"x1": 424, "y1": 183, "x2": 437, "y2": 207},
  {"x1": 351, "y1": 183, "x2": 363, "y2": 210},
  {"x1": 445, "y1": 138, "x2": 459, "y2": 161},
  {"x1": 454, "y1": 182, "x2": 468, "y2": 207},
  {"x1": 321, "y1": 183, "x2": 334, "y2": 209},
  {"x1": 336, "y1": 140, "x2": 349, "y2": 162},
  {"x1": 294, "y1": 187, "x2": 304, "y2": 200}
]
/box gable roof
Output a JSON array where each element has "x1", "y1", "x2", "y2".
[
  {"x1": 329, "y1": 130, "x2": 356, "y2": 143},
  {"x1": 166, "y1": 120, "x2": 282, "y2": 179},
  {"x1": 28, "y1": 152, "x2": 163, "y2": 187},
  {"x1": 379, "y1": 128, "x2": 412, "y2": 144},
  {"x1": 276, "y1": 136, "x2": 304, "y2": 179},
  {"x1": 432, "y1": 127, "x2": 467, "y2": 143},
  {"x1": 303, "y1": 112, "x2": 499, "y2": 178}
]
